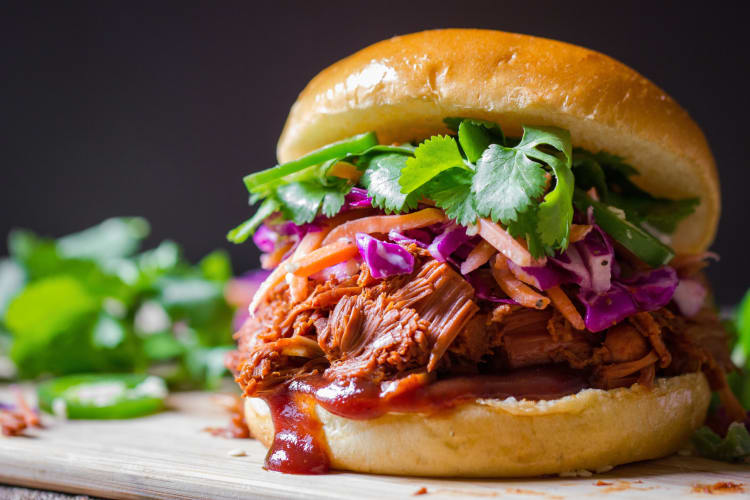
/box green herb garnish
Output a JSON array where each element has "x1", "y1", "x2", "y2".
[
  {"x1": 231, "y1": 118, "x2": 698, "y2": 263},
  {"x1": 0, "y1": 218, "x2": 235, "y2": 388}
]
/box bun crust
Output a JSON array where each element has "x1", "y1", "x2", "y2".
[
  {"x1": 277, "y1": 29, "x2": 719, "y2": 254},
  {"x1": 245, "y1": 372, "x2": 710, "y2": 477}
]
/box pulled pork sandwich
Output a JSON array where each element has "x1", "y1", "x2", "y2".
[{"x1": 226, "y1": 29, "x2": 743, "y2": 476}]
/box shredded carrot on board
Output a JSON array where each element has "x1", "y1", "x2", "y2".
[
  {"x1": 477, "y1": 218, "x2": 544, "y2": 267},
  {"x1": 287, "y1": 239, "x2": 360, "y2": 278},
  {"x1": 460, "y1": 240, "x2": 496, "y2": 275},
  {"x1": 491, "y1": 256, "x2": 550, "y2": 310},
  {"x1": 546, "y1": 286, "x2": 585, "y2": 330},
  {"x1": 13, "y1": 388, "x2": 40, "y2": 428},
  {"x1": 322, "y1": 208, "x2": 447, "y2": 245},
  {"x1": 569, "y1": 224, "x2": 593, "y2": 243},
  {"x1": 260, "y1": 240, "x2": 294, "y2": 270},
  {"x1": 285, "y1": 231, "x2": 328, "y2": 303}
]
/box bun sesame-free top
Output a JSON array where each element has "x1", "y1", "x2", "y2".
[{"x1": 279, "y1": 29, "x2": 719, "y2": 254}]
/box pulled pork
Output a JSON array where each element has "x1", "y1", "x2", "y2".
[{"x1": 230, "y1": 250, "x2": 733, "y2": 400}]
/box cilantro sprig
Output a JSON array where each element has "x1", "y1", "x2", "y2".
[
  {"x1": 395, "y1": 121, "x2": 575, "y2": 257},
  {"x1": 230, "y1": 117, "x2": 700, "y2": 263}
]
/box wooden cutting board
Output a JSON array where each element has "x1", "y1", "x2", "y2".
[{"x1": 1, "y1": 386, "x2": 748, "y2": 500}]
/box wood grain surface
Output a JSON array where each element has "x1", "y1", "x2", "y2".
[{"x1": 1, "y1": 386, "x2": 748, "y2": 499}]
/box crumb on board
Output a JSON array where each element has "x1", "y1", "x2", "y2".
[
  {"x1": 227, "y1": 448, "x2": 247, "y2": 457},
  {"x1": 558, "y1": 469, "x2": 593, "y2": 478},
  {"x1": 505, "y1": 488, "x2": 563, "y2": 499},
  {"x1": 691, "y1": 482, "x2": 745, "y2": 495},
  {"x1": 413, "y1": 487, "x2": 428, "y2": 496},
  {"x1": 593, "y1": 480, "x2": 656, "y2": 493}
]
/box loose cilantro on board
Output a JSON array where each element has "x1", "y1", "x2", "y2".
[{"x1": 0, "y1": 218, "x2": 236, "y2": 388}]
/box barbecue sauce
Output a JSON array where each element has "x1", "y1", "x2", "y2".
[{"x1": 260, "y1": 366, "x2": 588, "y2": 474}]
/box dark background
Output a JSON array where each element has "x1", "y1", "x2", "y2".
[{"x1": 1, "y1": 1, "x2": 748, "y2": 305}]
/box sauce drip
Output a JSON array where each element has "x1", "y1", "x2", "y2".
[
  {"x1": 262, "y1": 386, "x2": 330, "y2": 474},
  {"x1": 261, "y1": 365, "x2": 588, "y2": 474}
]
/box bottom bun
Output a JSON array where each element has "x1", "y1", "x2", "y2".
[{"x1": 245, "y1": 372, "x2": 710, "y2": 477}]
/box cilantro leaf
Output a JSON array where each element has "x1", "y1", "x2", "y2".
[
  {"x1": 400, "y1": 135, "x2": 466, "y2": 193},
  {"x1": 423, "y1": 168, "x2": 479, "y2": 225},
  {"x1": 534, "y1": 127, "x2": 574, "y2": 248},
  {"x1": 56, "y1": 217, "x2": 150, "y2": 261},
  {"x1": 573, "y1": 149, "x2": 699, "y2": 234},
  {"x1": 226, "y1": 198, "x2": 279, "y2": 243},
  {"x1": 458, "y1": 121, "x2": 493, "y2": 163},
  {"x1": 572, "y1": 149, "x2": 609, "y2": 199},
  {"x1": 507, "y1": 207, "x2": 546, "y2": 258},
  {"x1": 608, "y1": 192, "x2": 699, "y2": 234},
  {"x1": 276, "y1": 178, "x2": 350, "y2": 224},
  {"x1": 471, "y1": 133, "x2": 549, "y2": 224},
  {"x1": 444, "y1": 117, "x2": 505, "y2": 143},
  {"x1": 692, "y1": 423, "x2": 750, "y2": 462},
  {"x1": 360, "y1": 153, "x2": 421, "y2": 214}
]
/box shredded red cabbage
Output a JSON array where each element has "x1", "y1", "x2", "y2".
[
  {"x1": 551, "y1": 245, "x2": 590, "y2": 289},
  {"x1": 253, "y1": 219, "x2": 321, "y2": 253},
  {"x1": 577, "y1": 225, "x2": 615, "y2": 293},
  {"x1": 428, "y1": 224, "x2": 470, "y2": 262},
  {"x1": 507, "y1": 260, "x2": 565, "y2": 291},
  {"x1": 620, "y1": 267, "x2": 679, "y2": 312},
  {"x1": 355, "y1": 233, "x2": 414, "y2": 279},
  {"x1": 343, "y1": 187, "x2": 373, "y2": 209},
  {"x1": 577, "y1": 267, "x2": 678, "y2": 332},
  {"x1": 577, "y1": 283, "x2": 638, "y2": 332},
  {"x1": 310, "y1": 259, "x2": 362, "y2": 282},
  {"x1": 671, "y1": 278, "x2": 706, "y2": 317},
  {"x1": 465, "y1": 269, "x2": 517, "y2": 304},
  {"x1": 252, "y1": 224, "x2": 279, "y2": 253},
  {"x1": 388, "y1": 229, "x2": 430, "y2": 248}
]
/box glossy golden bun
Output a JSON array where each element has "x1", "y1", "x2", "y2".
[
  {"x1": 246, "y1": 373, "x2": 710, "y2": 477},
  {"x1": 277, "y1": 29, "x2": 719, "y2": 254}
]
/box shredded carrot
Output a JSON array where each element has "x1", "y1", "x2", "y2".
[
  {"x1": 322, "y1": 208, "x2": 448, "y2": 245},
  {"x1": 569, "y1": 224, "x2": 593, "y2": 243},
  {"x1": 260, "y1": 240, "x2": 294, "y2": 270},
  {"x1": 491, "y1": 255, "x2": 550, "y2": 310},
  {"x1": 477, "y1": 218, "x2": 543, "y2": 267},
  {"x1": 460, "y1": 240, "x2": 496, "y2": 275},
  {"x1": 285, "y1": 231, "x2": 328, "y2": 302},
  {"x1": 328, "y1": 161, "x2": 362, "y2": 182},
  {"x1": 546, "y1": 286, "x2": 585, "y2": 330},
  {"x1": 287, "y1": 239, "x2": 360, "y2": 278},
  {"x1": 248, "y1": 262, "x2": 288, "y2": 316}
]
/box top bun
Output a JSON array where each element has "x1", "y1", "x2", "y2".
[{"x1": 277, "y1": 29, "x2": 719, "y2": 254}]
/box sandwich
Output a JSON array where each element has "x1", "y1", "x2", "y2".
[{"x1": 226, "y1": 29, "x2": 742, "y2": 476}]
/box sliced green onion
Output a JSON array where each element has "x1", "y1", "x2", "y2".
[
  {"x1": 243, "y1": 132, "x2": 378, "y2": 193},
  {"x1": 37, "y1": 373, "x2": 167, "y2": 419},
  {"x1": 575, "y1": 190, "x2": 674, "y2": 267}
]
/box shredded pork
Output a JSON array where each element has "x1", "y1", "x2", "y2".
[{"x1": 230, "y1": 246, "x2": 734, "y2": 400}]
